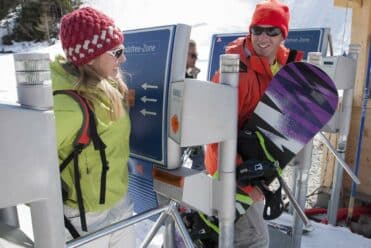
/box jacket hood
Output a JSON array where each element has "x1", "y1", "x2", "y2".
[
  {"x1": 51, "y1": 55, "x2": 80, "y2": 91},
  {"x1": 51, "y1": 55, "x2": 121, "y2": 112}
]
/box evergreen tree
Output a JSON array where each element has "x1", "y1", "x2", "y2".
[
  {"x1": 2, "y1": 0, "x2": 83, "y2": 44},
  {"x1": 13, "y1": 2, "x2": 44, "y2": 42},
  {"x1": 0, "y1": 0, "x2": 22, "y2": 20}
]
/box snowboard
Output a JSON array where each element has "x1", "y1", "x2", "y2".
[{"x1": 243, "y1": 61, "x2": 338, "y2": 184}]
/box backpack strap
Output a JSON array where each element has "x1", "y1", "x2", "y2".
[
  {"x1": 53, "y1": 89, "x2": 109, "y2": 234},
  {"x1": 54, "y1": 90, "x2": 88, "y2": 232},
  {"x1": 87, "y1": 105, "x2": 109, "y2": 204},
  {"x1": 64, "y1": 216, "x2": 80, "y2": 239}
]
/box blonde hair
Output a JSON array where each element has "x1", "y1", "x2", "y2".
[
  {"x1": 75, "y1": 64, "x2": 128, "y2": 121},
  {"x1": 57, "y1": 54, "x2": 128, "y2": 121}
]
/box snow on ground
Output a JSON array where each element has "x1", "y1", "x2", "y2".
[{"x1": 272, "y1": 212, "x2": 371, "y2": 248}]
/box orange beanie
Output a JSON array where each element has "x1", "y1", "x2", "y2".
[{"x1": 249, "y1": 0, "x2": 290, "y2": 38}]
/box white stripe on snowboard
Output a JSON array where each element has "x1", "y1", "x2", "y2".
[{"x1": 255, "y1": 101, "x2": 303, "y2": 154}]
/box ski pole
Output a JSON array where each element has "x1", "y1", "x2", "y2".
[{"x1": 346, "y1": 41, "x2": 371, "y2": 225}]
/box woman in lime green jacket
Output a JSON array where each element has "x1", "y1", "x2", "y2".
[{"x1": 51, "y1": 7, "x2": 134, "y2": 247}]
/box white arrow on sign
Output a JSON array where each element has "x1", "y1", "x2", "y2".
[
  {"x1": 140, "y1": 109, "x2": 157, "y2": 116},
  {"x1": 141, "y1": 83, "x2": 158, "y2": 90},
  {"x1": 141, "y1": 96, "x2": 158, "y2": 103}
]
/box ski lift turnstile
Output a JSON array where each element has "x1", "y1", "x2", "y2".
[
  {"x1": 0, "y1": 53, "x2": 65, "y2": 248},
  {"x1": 68, "y1": 48, "x2": 241, "y2": 248},
  {"x1": 320, "y1": 46, "x2": 361, "y2": 225},
  {"x1": 149, "y1": 54, "x2": 239, "y2": 248},
  {"x1": 289, "y1": 49, "x2": 360, "y2": 248}
]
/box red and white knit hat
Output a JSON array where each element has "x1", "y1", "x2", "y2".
[
  {"x1": 249, "y1": 0, "x2": 290, "y2": 38},
  {"x1": 59, "y1": 7, "x2": 124, "y2": 66}
]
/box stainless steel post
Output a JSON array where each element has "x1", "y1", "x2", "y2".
[
  {"x1": 141, "y1": 211, "x2": 169, "y2": 248},
  {"x1": 292, "y1": 142, "x2": 313, "y2": 248},
  {"x1": 13, "y1": 53, "x2": 65, "y2": 248},
  {"x1": 327, "y1": 89, "x2": 354, "y2": 225},
  {"x1": 319, "y1": 133, "x2": 360, "y2": 184},
  {"x1": 68, "y1": 206, "x2": 167, "y2": 248},
  {"x1": 217, "y1": 54, "x2": 239, "y2": 247},
  {"x1": 169, "y1": 201, "x2": 194, "y2": 248},
  {"x1": 327, "y1": 44, "x2": 360, "y2": 225},
  {"x1": 279, "y1": 176, "x2": 311, "y2": 227},
  {"x1": 163, "y1": 217, "x2": 176, "y2": 248},
  {"x1": 139, "y1": 200, "x2": 195, "y2": 248}
]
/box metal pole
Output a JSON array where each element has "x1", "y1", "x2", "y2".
[
  {"x1": 327, "y1": 147, "x2": 346, "y2": 225},
  {"x1": 140, "y1": 211, "x2": 170, "y2": 248},
  {"x1": 288, "y1": 162, "x2": 298, "y2": 215},
  {"x1": 67, "y1": 206, "x2": 167, "y2": 248},
  {"x1": 163, "y1": 217, "x2": 176, "y2": 248},
  {"x1": 327, "y1": 44, "x2": 360, "y2": 225},
  {"x1": 169, "y1": 201, "x2": 195, "y2": 248},
  {"x1": 292, "y1": 142, "x2": 313, "y2": 248},
  {"x1": 319, "y1": 133, "x2": 360, "y2": 185},
  {"x1": 278, "y1": 176, "x2": 311, "y2": 227},
  {"x1": 13, "y1": 53, "x2": 65, "y2": 248},
  {"x1": 217, "y1": 54, "x2": 239, "y2": 247}
]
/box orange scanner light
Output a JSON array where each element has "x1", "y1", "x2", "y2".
[{"x1": 171, "y1": 114, "x2": 179, "y2": 134}]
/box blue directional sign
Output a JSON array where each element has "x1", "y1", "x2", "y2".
[
  {"x1": 285, "y1": 28, "x2": 329, "y2": 59},
  {"x1": 207, "y1": 32, "x2": 245, "y2": 81},
  {"x1": 123, "y1": 25, "x2": 176, "y2": 164},
  {"x1": 207, "y1": 28, "x2": 329, "y2": 80}
]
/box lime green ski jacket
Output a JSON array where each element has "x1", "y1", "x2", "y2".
[{"x1": 51, "y1": 57, "x2": 131, "y2": 212}]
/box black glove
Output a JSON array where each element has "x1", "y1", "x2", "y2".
[
  {"x1": 236, "y1": 159, "x2": 278, "y2": 187},
  {"x1": 262, "y1": 184, "x2": 285, "y2": 220},
  {"x1": 236, "y1": 160, "x2": 284, "y2": 220}
]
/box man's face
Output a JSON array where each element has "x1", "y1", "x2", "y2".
[
  {"x1": 187, "y1": 46, "x2": 198, "y2": 69},
  {"x1": 251, "y1": 25, "x2": 284, "y2": 63}
]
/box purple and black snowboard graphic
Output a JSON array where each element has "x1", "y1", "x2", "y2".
[{"x1": 246, "y1": 62, "x2": 338, "y2": 179}]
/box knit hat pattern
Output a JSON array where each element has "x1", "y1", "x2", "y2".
[
  {"x1": 249, "y1": 0, "x2": 290, "y2": 38},
  {"x1": 59, "y1": 7, "x2": 124, "y2": 66}
]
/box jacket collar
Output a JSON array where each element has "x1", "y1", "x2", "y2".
[
  {"x1": 226, "y1": 35, "x2": 299, "y2": 76},
  {"x1": 51, "y1": 56, "x2": 116, "y2": 109}
]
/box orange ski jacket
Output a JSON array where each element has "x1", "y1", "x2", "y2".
[{"x1": 205, "y1": 35, "x2": 303, "y2": 176}]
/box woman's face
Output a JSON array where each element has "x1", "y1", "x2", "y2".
[{"x1": 89, "y1": 45, "x2": 126, "y2": 79}]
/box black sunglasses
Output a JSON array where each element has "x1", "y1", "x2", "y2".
[
  {"x1": 251, "y1": 26, "x2": 282, "y2": 37},
  {"x1": 107, "y1": 47, "x2": 124, "y2": 59}
]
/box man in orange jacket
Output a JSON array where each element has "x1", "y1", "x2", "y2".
[{"x1": 205, "y1": 0, "x2": 303, "y2": 246}]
